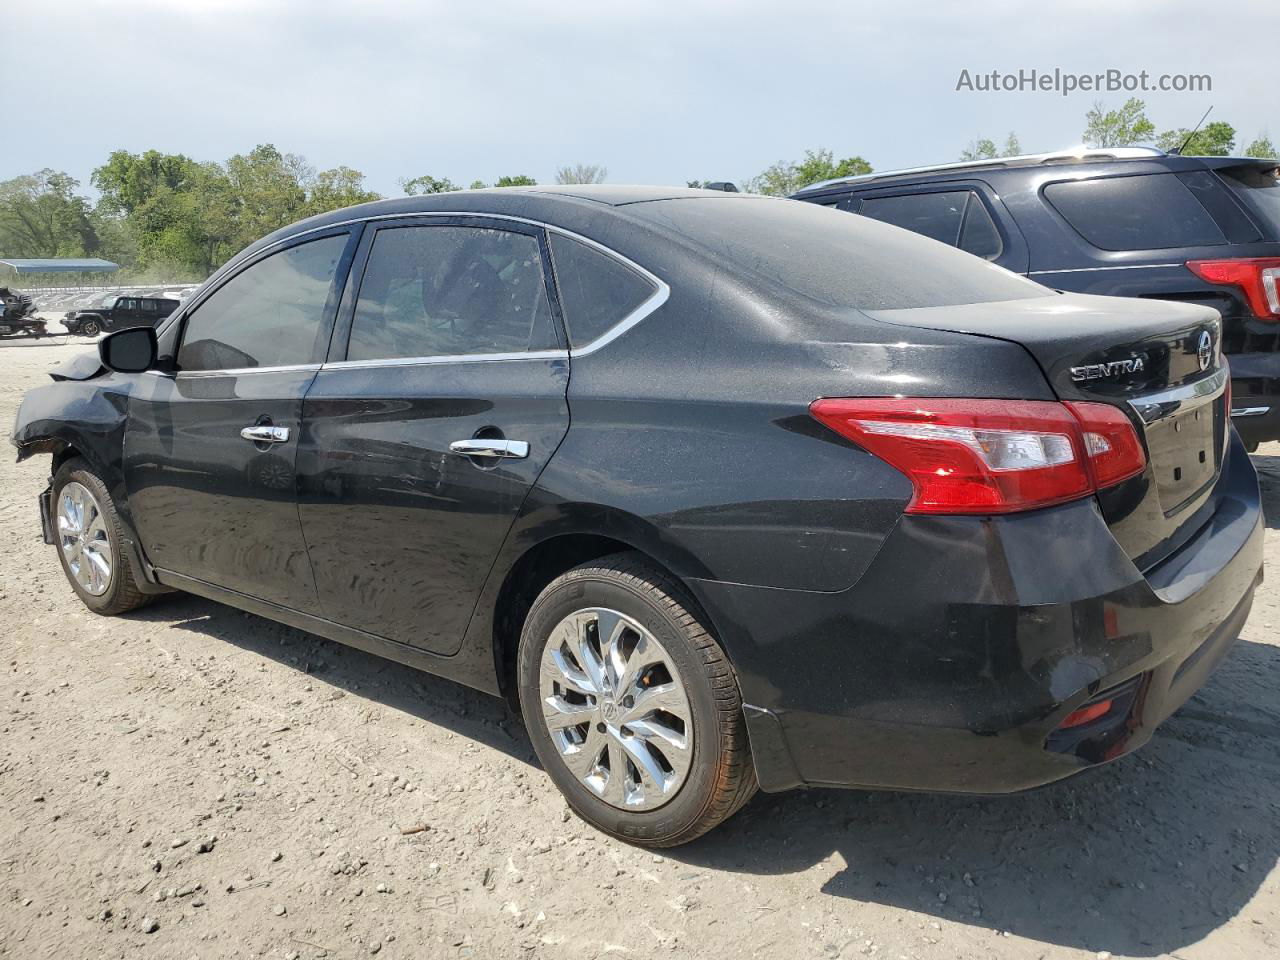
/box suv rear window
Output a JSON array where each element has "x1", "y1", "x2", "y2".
[
  {"x1": 1044, "y1": 174, "x2": 1226, "y2": 250},
  {"x1": 1219, "y1": 164, "x2": 1280, "y2": 239},
  {"x1": 632, "y1": 197, "x2": 1048, "y2": 311}
]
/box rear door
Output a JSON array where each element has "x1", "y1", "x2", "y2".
[
  {"x1": 125, "y1": 228, "x2": 359, "y2": 611},
  {"x1": 296, "y1": 217, "x2": 570, "y2": 655}
]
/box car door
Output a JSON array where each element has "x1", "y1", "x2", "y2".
[
  {"x1": 296, "y1": 217, "x2": 570, "y2": 655},
  {"x1": 124, "y1": 228, "x2": 360, "y2": 611}
]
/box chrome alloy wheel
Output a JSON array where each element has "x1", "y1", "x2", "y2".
[
  {"x1": 57, "y1": 481, "x2": 112, "y2": 596},
  {"x1": 539, "y1": 607, "x2": 693, "y2": 810}
]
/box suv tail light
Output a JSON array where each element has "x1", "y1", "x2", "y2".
[
  {"x1": 809, "y1": 397, "x2": 1146, "y2": 515},
  {"x1": 1186, "y1": 258, "x2": 1280, "y2": 321}
]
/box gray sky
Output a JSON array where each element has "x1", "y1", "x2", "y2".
[{"x1": 6, "y1": 0, "x2": 1275, "y2": 196}]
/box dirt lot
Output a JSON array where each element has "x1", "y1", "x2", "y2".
[{"x1": 1, "y1": 340, "x2": 1277, "y2": 960}]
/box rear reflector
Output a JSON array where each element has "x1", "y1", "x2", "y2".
[
  {"x1": 1058, "y1": 699, "x2": 1113, "y2": 729},
  {"x1": 1186, "y1": 258, "x2": 1280, "y2": 321},
  {"x1": 810, "y1": 397, "x2": 1146, "y2": 515}
]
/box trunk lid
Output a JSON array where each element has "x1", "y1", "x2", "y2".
[{"x1": 865, "y1": 292, "x2": 1227, "y2": 569}]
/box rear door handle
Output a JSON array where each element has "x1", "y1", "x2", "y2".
[
  {"x1": 240, "y1": 425, "x2": 290, "y2": 443},
  {"x1": 449, "y1": 438, "x2": 529, "y2": 459}
]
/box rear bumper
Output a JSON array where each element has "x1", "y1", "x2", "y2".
[{"x1": 687, "y1": 433, "x2": 1264, "y2": 794}]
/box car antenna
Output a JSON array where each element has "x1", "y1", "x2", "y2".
[{"x1": 1170, "y1": 106, "x2": 1214, "y2": 156}]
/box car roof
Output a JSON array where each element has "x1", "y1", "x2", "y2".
[{"x1": 789, "y1": 148, "x2": 1279, "y2": 199}]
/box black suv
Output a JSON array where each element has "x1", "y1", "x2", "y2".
[
  {"x1": 64, "y1": 294, "x2": 179, "y2": 337},
  {"x1": 792, "y1": 148, "x2": 1280, "y2": 448}
]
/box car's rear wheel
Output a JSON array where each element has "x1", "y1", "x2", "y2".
[
  {"x1": 52, "y1": 460, "x2": 149, "y2": 615},
  {"x1": 518, "y1": 552, "x2": 757, "y2": 846}
]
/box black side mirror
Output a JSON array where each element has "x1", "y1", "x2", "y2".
[{"x1": 99, "y1": 326, "x2": 157, "y2": 373}]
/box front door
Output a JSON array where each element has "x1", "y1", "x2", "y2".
[
  {"x1": 297, "y1": 218, "x2": 570, "y2": 654},
  {"x1": 125, "y1": 229, "x2": 358, "y2": 611}
]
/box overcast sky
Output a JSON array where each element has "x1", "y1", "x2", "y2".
[{"x1": 6, "y1": 0, "x2": 1275, "y2": 196}]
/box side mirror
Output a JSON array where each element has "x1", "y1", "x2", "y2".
[{"x1": 99, "y1": 326, "x2": 157, "y2": 374}]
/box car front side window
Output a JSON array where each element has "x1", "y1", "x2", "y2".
[
  {"x1": 345, "y1": 225, "x2": 557, "y2": 362},
  {"x1": 177, "y1": 234, "x2": 348, "y2": 372}
]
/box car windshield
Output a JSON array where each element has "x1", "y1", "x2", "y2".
[
  {"x1": 632, "y1": 196, "x2": 1051, "y2": 311},
  {"x1": 1219, "y1": 164, "x2": 1280, "y2": 239},
  {"x1": 100, "y1": 295, "x2": 119, "y2": 308}
]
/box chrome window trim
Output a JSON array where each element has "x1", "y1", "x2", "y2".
[
  {"x1": 323, "y1": 349, "x2": 569, "y2": 372},
  {"x1": 1129, "y1": 365, "x2": 1228, "y2": 425},
  {"x1": 1028, "y1": 263, "x2": 1183, "y2": 275},
  {"x1": 174, "y1": 363, "x2": 323, "y2": 379},
  {"x1": 185, "y1": 212, "x2": 669, "y2": 369}
]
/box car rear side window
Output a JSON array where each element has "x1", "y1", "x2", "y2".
[
  {"x1": 855, "y1": 191, "x2": 1004, "y2": 261},
  {"x1": 346, "y1": 226, "x2": 557, "y2": 362},
  {"x1": 178, "y1": 234, "x2": 347, "y2": 372},
  {"x1": 548, "y1": 233, "x2": 657, "y2": 347},
  {"x1": 1044, "y1": 174, "x2": 1226, "y2": 250},
  {"x1": 1219, "y1": 164, "x2": 1280, "y2": 239}
]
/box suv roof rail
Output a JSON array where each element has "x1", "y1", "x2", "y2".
[{"x1": 797, "y1": 145, "x2": 1168, "y2": 193}]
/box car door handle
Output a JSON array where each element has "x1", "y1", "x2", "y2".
[
  {"x1": 449, "y1": 438, "x2": 529, "y2": 459},
  {"x1": 240, "y1": 425, "x2": 290, "y2": 443}
]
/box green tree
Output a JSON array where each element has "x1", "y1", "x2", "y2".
[
  {"x1": 91, "y1": 150, "x2": 200, "y2": 216},
  {"x1": 469, "y1": 180, "x2": 488, "y2": 190},
  {"x1": 307, "y1": 166, "x2": 381, "y2": 215},
  {"x1": 960, "y1": 132, "x2": 1021, "y2": 161},
  {"x1": 224, "y1": 144, "x2": 310, "y2": 248},
  {"x1": 495, "y1": 175, "x2": 537, "y2": 187},
  {"x1": 400, "y1": 175, "x2": 460, "y2": 195},
  {"x1": 1083, "y1": 98, "x2": 1156, "y2": 148},
  {"x1": 555, "y1": 163, "x2": 607, "y2": 185},
  {"x1": 0, "y1": 170, "x2": 98, "y2": 258},
  {"x1": 1157, "y1": 120, "x2": 1236, "y2": 156},
  {"x1": 744, "y1": 148, "x2": 872, "y2": 196},
  {"x1": 1246, "y1": 134, "x2": 1278, "y2": 159}
]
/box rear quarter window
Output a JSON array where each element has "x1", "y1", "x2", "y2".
[
  {"x1": 1219, "y1": 164, "x2": 1280, "y2": 239},
  {"x1": 548, "y1": 233, "x2": 657, "y2": 348},
  {"x1": 1044, "y1": 173, "x2": 1226, "y2": 250}
]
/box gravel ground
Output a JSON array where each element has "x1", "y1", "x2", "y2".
[{"x1": 1, "y1": 340, "x2": 1277, "y2": 960}]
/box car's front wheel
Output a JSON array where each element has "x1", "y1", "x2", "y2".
[
  {"x1": 518, "y1": 553, "x2": 757, "y2": 846},
  {"x1": 52, "y1": 459, "x2": 150, "y2": 615},
  {"x1": 79, "y1": 318, "x2": 101, "y2": 337}
]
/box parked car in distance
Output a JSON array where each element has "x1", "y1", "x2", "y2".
[
  {"x1": 64, "y1": 294, "x2": 179, "y2": 337},
  {"x1": 792, "y1": 147, "x2": 1280, "y2": 449},
  {"x1": 12, "y1": 187, "x2": 1263, "y2": 846}
]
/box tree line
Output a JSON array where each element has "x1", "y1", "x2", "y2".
[{"x1": 0, "y1": 99, "x2": 1273, "y2": 283}]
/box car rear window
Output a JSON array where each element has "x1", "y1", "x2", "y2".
[
  {"x1": 1219, "y1": 164, "x2": 1280, "y2": 239},
  {"x1": 631, "y1": 197, "x2": 1048, "y2": 310},
  {"x1": 1044, "y1": 174, "x2": 1226, "y2": 250}
]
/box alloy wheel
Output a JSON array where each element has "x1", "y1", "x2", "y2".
[
  {"x1": 57, "y1": 481, "x2": 113, "y2": 596},
  {"x1": 538, "y1": 607, "x2": 693, "y2": 810}
]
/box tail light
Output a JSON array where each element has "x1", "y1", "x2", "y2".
[
  {"x1": 1186, "y1": 258, "x2": 1280, "y2": 321},
  {"x1": 809, "y1": 397, "x2": 1146, "y2": 515}
]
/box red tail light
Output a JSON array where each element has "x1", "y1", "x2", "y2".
[
  {"x1": 809, "y1": 397, "x2": 1146, "y2": 515},
  {"x1": 1186, "y1": 258, "x2": 1280, "y2": 321},
  {"x1": 1059, "y1": 699, "x2": 1114, "y2": 729}
]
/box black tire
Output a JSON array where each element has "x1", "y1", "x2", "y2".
[
  {"x1": 51, "y1": 459, "x2": 150, "y2": 616},
  {"x1": 518, "y1": 552, "x2": 757, "y2": 847},
  {"x1": 80, "y1": 318, "x2": 101, "y2": 337}
]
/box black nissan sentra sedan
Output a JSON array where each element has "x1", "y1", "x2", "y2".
[{"x1": 11, "y1": 186, "x2": 1264, "y2": 846}]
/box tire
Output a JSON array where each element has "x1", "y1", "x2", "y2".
[
  {"x1": 80, "y1": 318, "x2": 101, "y2": 337},
  {"x1": 51, "y1": 459, "x2": 150, "y2": 616},
  {"x1": 518, "y1": 552, "x2": 757, "y2": 847}
]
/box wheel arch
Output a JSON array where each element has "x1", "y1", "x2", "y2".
[{"x1": 482, "y1": 516, "x2": 723, "y2": 712}]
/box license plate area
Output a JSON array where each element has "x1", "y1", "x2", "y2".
[{"x1": 1146, "y1": 405, "x2": 1223, "y2": 513}]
